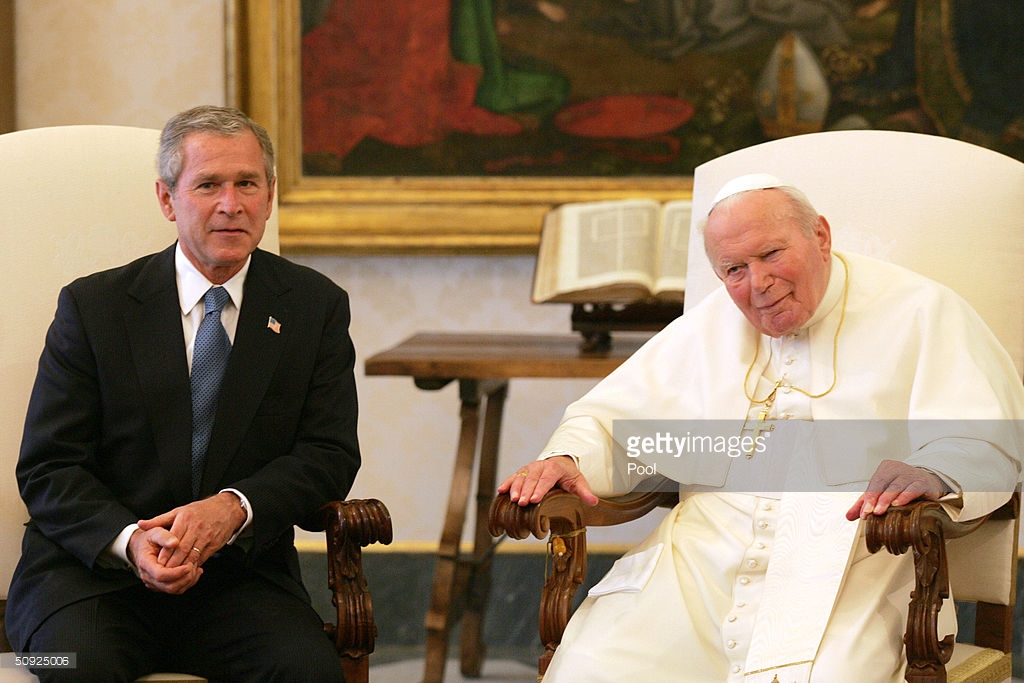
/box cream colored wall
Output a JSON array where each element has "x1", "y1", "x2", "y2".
[
  {"x1": 15, "y1": 1, "x2": 225, "y2": 128},
  {"x1": 299, "y1": 254, "x2": 653, "y2": 549},
  {"x1": 13, "y1": 0, "x2": 659, "y2": 549}
]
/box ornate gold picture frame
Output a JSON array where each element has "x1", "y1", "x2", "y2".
[
  {"x1": 229, "y1": 1, "x2": 689, "y2": 254},
  {"x1": 231, "y1": 2, "x2": 1021, "y2": 254},
  {"x1": 0, "y1": 0, "x2": 13, "y2": 135}
]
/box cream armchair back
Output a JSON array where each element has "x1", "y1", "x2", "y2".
[
  {"x1": 685, "y1": 130, "x2": 1024, "y2": 371},
  {"x1": 1, "y1": 125, "x2": 180, "y2": 599}
]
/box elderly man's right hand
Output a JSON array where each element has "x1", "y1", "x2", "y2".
[{"x1": 498, "y1": 455, "x2": 599, "y2": 507}]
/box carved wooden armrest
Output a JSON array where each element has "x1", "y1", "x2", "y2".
[
  {"x1": 318, "y1": 498, "x2": 393, "y2": 672},
  {"x1": 864, "y1": 497, "x2": 1014, "y2": 682},
  {"x1": 489, "y1": 489, "x2": 678, "y2": 675},
  {"x1": 0, "y1": 600, "x2": 10, "y2": 653}
]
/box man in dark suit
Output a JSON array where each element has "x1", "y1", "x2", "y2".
[{"x1": 6, "y1": 105, "x2": 358, "y2": 681}]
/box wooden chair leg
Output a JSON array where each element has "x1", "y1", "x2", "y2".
[
  {"x1": 489, "y1": 489, "x2": 680, "y2": 678},
  {"x1": 865, "y1": 498, "x2": 1001, "y2": 683},
  {"x1": 538, "y1": 526, "x2": 587, "y2": 676},
  {"x1": 339, "y1": 655, "x2": 369, "y2": 683},
  {"x1": 320, "y1": 498, "x2": 393, "y2": 682},
  {"x1": 490, "y1": 490, "x2": 590, "y2": 675},
  {"x1": 0, "y1": 599, "x2": 11, "y2": 653}
]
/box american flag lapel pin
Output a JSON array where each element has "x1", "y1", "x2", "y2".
[{"x1": 267, "y1": 316, "x2": 282, "y2": 334}]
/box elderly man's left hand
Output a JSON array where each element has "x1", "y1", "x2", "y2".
[
  {"x1": 846, "y1": 459, "x2": 945, "y2": 521},
  {"x1": 137, "y1": 491, "x2": 248, "y2": 568}
]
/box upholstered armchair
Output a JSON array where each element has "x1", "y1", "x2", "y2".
[
  {"x1": 0, "y1": 125, "x2": 392, "y2": 683},
  {"x1": 490, "y1": 129, "x2": 1024, "y2": 682}
]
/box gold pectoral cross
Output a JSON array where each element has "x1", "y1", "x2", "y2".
[{"x1": 741, "y1": 384, "x2": 779, "y2": 458}]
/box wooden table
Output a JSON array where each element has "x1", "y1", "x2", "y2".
[{"x1": 364, "y1": 332, "x2": 647, "y2": 683}]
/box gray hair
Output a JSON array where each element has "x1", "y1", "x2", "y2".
[{"x1": 158, "y1": 105, "x2": 275, "y2": 191}]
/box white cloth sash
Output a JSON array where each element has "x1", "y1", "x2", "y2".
[{"x1": 742, "y1": 492, "x2": 861, "y2": 683}]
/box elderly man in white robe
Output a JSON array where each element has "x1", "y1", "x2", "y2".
[{"x1": 499, "y1": 174, "x2": 1024, "y2": 683}]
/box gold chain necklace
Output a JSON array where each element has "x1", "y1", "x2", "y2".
[
  {"x1": 742, "y1": 253, "x2": 849, "y2": 407},
  {"x1": 738, "y1": 255, "x2": 849, "y2": 458}
]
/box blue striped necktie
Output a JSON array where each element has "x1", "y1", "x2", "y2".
[{"x1": 191, "y1": 286, "x2": 232, "y2": 499}]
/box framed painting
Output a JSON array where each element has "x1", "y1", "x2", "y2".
[
  {"x1": 231, "y1": 0, "x2": 1023, "y2": 254},
  {"x1": 0, "y1": 0, "x2": 13, "y2": 134},
  {"x1": 232, "y1": 0, "x2": 688, "y2": 253}
]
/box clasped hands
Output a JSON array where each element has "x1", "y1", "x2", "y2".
[
  {"x1": 498, "y1": 456, "x2": 944, "y2": 520},
  {"x1": 128, "y1": 491, "x2": 247, "y2": 594}
]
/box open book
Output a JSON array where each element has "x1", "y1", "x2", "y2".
[{"x1": 532, "y1": 198, "x2": 691, "y2": 304}]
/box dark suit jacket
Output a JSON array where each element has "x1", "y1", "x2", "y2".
[{"x1": 7, "y1": 245, "x2": 360, "y2": 647}]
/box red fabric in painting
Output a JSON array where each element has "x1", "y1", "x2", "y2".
[
  {"x1": 302, "y1": 0, "x2": 522, "y2": 159},
  {"x1": 553, "y1": 95, "x2": 695, "y2": 139}
]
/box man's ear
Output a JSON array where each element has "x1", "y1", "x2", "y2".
[
  {"x1": 264, "y1": 176, "x2": 276, "y2": 221},
  {"x1": 815, "y1": 215, "x2": 832, "y2": 257},
  {"x1": 155, "y1": 179, "x2": 176, "y2": 222}
]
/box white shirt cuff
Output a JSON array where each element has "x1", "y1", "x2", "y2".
[
  {"x1": 102, "y1": 522, "x2": 140, "y2": 572},
  {"x1": 540, "y1": 451, "x2": 580, "y2": 468},
  {"x1": 220, "y1": 488, "x2": 253, "y2": 544}
]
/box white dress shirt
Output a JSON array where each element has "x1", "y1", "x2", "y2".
[{"x1": 103, "y1": 244, "x2": 255, "y2": 570}]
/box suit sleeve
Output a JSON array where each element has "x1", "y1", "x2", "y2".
[{"x1": 16, "y1": 286, "x2": 139, "y2": 568}]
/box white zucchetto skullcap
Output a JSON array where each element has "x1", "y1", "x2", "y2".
[{"x1": 709, "y1": 173, "x2": 791, "y2": 214}]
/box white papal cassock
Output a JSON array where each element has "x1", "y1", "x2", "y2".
[{"x1": 539, "y1": 251, "x2": 1024, "y2": 683}]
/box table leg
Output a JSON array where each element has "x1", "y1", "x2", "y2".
[
  {"x1": 422, "y1": 379, "x2": 508, "y2": 683},
  {"x1": 459, "y1": 381, "x2": 507, "y2": 677}
]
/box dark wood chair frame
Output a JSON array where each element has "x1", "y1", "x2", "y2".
[
  {"x1": 319, "y1": 498, "x2": 393, "y2": 683},
  {"x1": 489, "y1": 489, "x2": 1018, "y2": 683}
]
